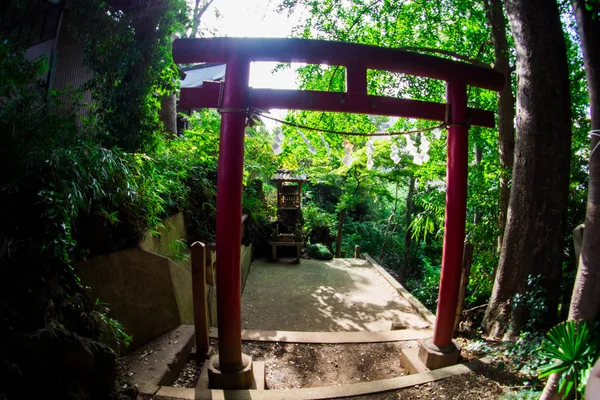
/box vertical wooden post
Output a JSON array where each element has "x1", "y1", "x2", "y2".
[
  {"x1": 454, "y1": 241, "x2": 474, "y2": 332},
  {"x1": 354, "y1": 245, "x2": 361, "y2": 258},
  {"x1": 191, "y1": 241, "x2": 209, "y2": 359}
]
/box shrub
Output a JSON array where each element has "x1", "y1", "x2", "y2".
[
  {"x1": 307, "y1": 243, "x2": 333, "y2": 260},
  {"x1": 539, "y1": 320, "x2": 599, "y2": 398}
]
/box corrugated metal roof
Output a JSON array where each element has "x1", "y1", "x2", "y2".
[
  {"x1": 272, "y1": 172, "x2": 307, "y2": 182},
  {"x1": 180, "y1": 64, "x2": 226, "y2": 88}
]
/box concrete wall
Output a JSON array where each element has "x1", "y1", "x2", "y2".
[
  {"x1": 170, "y1": 260, "x2": 194, "y2": 325},
  {"x1": 77, "y1": 212, "x2": 253, "y2": 347},
  {"x1": 77, "y1": 248, "x2": 181, "y2": 347},
  {"x1": 241, "y1": 245, "x2": 252, "y2": 292},
  {"x1": 139, "y1": 212, "x2": 188, "y2": 259}
]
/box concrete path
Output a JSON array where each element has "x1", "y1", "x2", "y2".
[{"x1": 242, "y1": 258, "x2": 431, "y2": 332}]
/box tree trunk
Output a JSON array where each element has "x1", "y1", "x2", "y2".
[
  {"x1": 541, "y1": 1, "x2": 600, "y2": 396},
  {"x1": 483, "y1": 0, "x2": 515, "y2": 250},
  {"x1": 159, "y1": 93, "x2": 177, "y2": 137},
  {"x1": 187, "y1": 0, "x2": 215, "y2": 38},
  {"x1": 335, "y1": 209, "x2": 346, "y2": 258},
  {"x1": 401, "y1": 176, "x2": 416, "y2": 282},
  {"x1": 567, "y1": 0, "x2": 600, "y2": 323},
  {"x1": 483, "y1": 0, "x2": 572, "y2": 338},
  {"x1": 379, "y1": 182, "x2": 400, "y2": 264}
]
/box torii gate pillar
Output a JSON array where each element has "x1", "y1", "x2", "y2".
[
  {"x1": 206, "y1": 56, "x2": 254, "y2": 390},
  {"x1": 418, "y1": 80, "x2": 468, "y2": 369}
]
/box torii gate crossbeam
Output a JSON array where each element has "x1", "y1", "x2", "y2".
[{"x1": 173, "y1": 37, "x2": 504, "y2": 389}]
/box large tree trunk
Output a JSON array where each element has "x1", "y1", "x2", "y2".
[
  {"x1": 483, "y1": 0, "x2": 572, "y2": 338},
  {"x1": 541, "y1": 2, "x2": 600, "y2": 397},
  {"x1": 483, "y1": 0, "x2": 515, "y2": 249},
  {"x1": 567, "y1": 0, "x2": 600, "y2": 323}
]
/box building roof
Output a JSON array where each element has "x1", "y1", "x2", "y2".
[
  {"x1": 272, "y1": 172, "x2": 307, "y2": 183},
  {"x1": 180, "y1": 63, "x2": 226, "y2": 88}
]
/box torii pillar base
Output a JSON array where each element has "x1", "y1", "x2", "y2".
[
  {"x1": 418, "y1": 338, "x2": 461, "y2": 370},
  {"x1": 207, "y1": 353, "x2": 254, "y2": 390}
]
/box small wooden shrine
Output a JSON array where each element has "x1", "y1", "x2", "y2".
[{"x1": 270, "y1": 170, "x2": 306, "y2": 263}]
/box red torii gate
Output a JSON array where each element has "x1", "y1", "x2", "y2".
[{"x1": 173, "y1": 37, "x2": 504, "y2": 389}]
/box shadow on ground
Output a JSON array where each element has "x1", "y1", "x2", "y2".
[{"x1": 242, "y1": 258, "x2": 430, "y2": 332}]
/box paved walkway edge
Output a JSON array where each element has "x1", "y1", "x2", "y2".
[
  {"x1": 156, "y1": 357, "x2": 493, "y2": 399},
  {"x1": 363, "y1": 253, "x2": 436, "y2": 325},
  {"x1": 208, "y1": 328, "x2": 433, "y2": 343}
]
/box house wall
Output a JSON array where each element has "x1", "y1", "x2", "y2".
[
  {"x1": 25, "y1": 38, "x2": 56, "y2": 79},
  {"x1": 51, "y1": 11, "x2": 92, "y2": 119}
]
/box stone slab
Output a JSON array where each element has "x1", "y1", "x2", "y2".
[
  {"x1": 251, "y1": 361, "x2": 266, "y2": 390},
  {"x1": 156, "y1": 386, "x2": 195, "y2": 399},
  {"x1": 124, "y1": 325, "x2": 195, "y2": 395},
  {"x1": 418, "y1": 338, "x2": 461, "y2": 370},
  {"x1": 194, "y1": 357, "x2": 493, "y2": 399},
  {"x1": 209, "y1": 327, "x2": 432, "y2": 343},
  {"x1": 195, "y1": 359, "x2": 265, "y2": 390},
  {"x1": 196, "y1": 360, "x2": 210, "y2": 390},
  {"x1": 400, "y1": 347, "x2": 430, "y2": 375},
  {"x1": 208, "y1": 353, "x2": 254, "y2": 390}
]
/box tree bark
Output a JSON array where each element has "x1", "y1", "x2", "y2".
[
  {"x1": 483, "y1": 0, "x2": 572, "y2": 338},
  {"x1": 159, "y1": 93, "x2": 177, "y2": 137},
  {"x1": 483, "y1": 0, "x2": 515, "y2": 250},
  {"x1": 567, "y1": 0, "x2": 600, "y2": 323},
  {"x1": 335, "y1": 209, "x2": 346, "y2": 258},
  {"x1": 401, "y1": 176, "x2": 416, "y2": 282},
  {"x1": 541, "y1": 2, "x2": 600, "y2": 397},
  {"x1": 379, "y1": 182, "x2": 400, "y2": 264},
  {"x1": 187, "y1": 0, "x2": 215, "y2": 38}
]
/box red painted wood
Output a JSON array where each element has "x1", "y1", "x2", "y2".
[
  {"x1": 346, "y1": 65, "x2": 368, "y2": 94},
  {"x1": 214, "y1": 56, "x2": 249, "y2": 373},
  {"x1": 173, "y1": 38, "x2": 504, "y2": 91},
  {"x1": 179, "y1": 83, "x2": 496, "y2": 128},
  {"x1": 433, "y1": 81, "x2": 469, "y2": 348}
]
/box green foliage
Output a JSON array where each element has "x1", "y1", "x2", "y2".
[
  {"x1": 302, "y1": 203, "x2": 337, "y2": 235},
  {"x1": 169, "y1": 239, "x2": 189, "y2": 263},
  {"x1": 307, "y1": 243, "x2": 333, "y2": 260},
  {"x1": 70, "y1": 0, "x2": 187, "y2": 151},
  {"x1": 93, "y1": 299, "x2": 133, "y2": 356},
  {"x1": 407, "y1": 257, "x2": 441, "y2": 310},
  {"x1": 539, "y1": 321, "x2": 599, "y2": 398},
  {"x1": 409, "y1": 195, "x2": 445, "y2": 241},
  {"x1": 243, "y1": 179, "x2": 273, "y2": 224},
  {"x1": 466, "y1": 330, "x2": 549, "y2": 383},
  {"x1": 502, "y1": 389, "x2": 543, "y2": 399},
  {"x1": 512, "y1": 275, "x2": 548, "y2": 330}
]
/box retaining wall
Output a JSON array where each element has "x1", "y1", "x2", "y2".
[{"x1": 76, "y1": 212, "x2": 252, "y2": 348}]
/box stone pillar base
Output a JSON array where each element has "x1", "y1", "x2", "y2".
[
  {"x1": 418, "y1": 338, "x2": 461, "y2": 370},
  {"x1": 208, "y1": 353, "x2": 253, "y2": 390}
]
